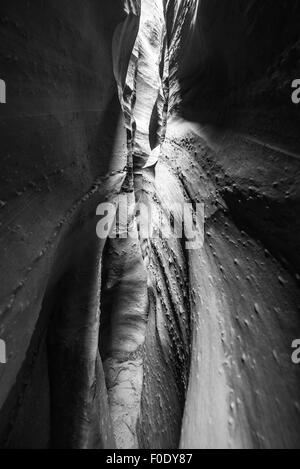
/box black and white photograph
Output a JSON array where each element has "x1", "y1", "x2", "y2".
[{"x1": 0, "y1": 0, "x2": 300, "y2": 452}]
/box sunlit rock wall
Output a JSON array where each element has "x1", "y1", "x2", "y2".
[
  {"x1": 131, "y1": 0, "x2": 165, "y2": 170},
  {"x1": 100, "y1": 0, "x2": 167, "y2": 449},
  {"x1": 160, "y1": 0, "x2": 300, "y2": 449}
]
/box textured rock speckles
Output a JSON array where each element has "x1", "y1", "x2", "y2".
[{"x1": 158, "y1": 0, "x2": 300, "y2": 449}]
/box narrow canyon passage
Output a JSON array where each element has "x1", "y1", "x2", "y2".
[{"x1": 0, "y1": 0, "x2": 300, "y2": 449}]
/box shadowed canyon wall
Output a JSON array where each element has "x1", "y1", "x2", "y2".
[
  {"x1": 0, "y1": 0, "x2": 300, "y2": 449},
  {"x1": 0, "y1": 0, "x2": 140, "y2": 448}
]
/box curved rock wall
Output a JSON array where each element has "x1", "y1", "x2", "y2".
[
  {"x1": 0, "y1": 0, "x2": 140, "y2": 448},
  {"x1": 160, "y1": 0, "x2": 300, "y2": 449}
]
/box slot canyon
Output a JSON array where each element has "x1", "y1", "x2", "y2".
[{"x1": 0, "y1": 0, "x2": 300, "y2": 449}]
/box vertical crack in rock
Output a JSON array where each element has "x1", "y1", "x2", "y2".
[
  {"x1": 103, "y1": 0, "x2": 193, "y2": 449},
  {"x1": 100, "y1": 0, "x2": 169, "y2": 449}
]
